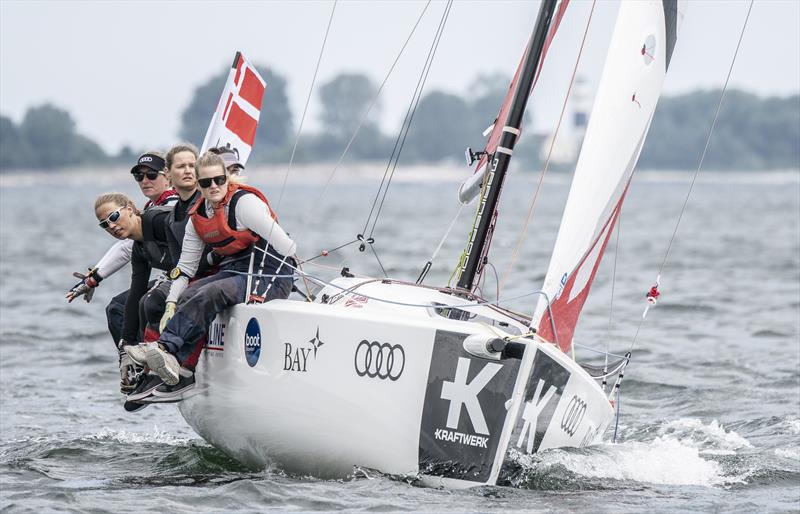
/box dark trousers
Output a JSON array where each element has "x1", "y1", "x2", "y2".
[
  {"x1": 106, "y1": 280, "x2": 156, "y2": 347},
  {"x1": 160, "y1": 269, "x2": 292, "y2": 364},
  {"x1": 140, "y1": 280, "x2": 170, "y2": 342},
  {"x1": 105, "y1": 290, "x2": 127, "y2": 347}
]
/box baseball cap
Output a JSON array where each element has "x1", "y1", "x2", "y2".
[
  {"x1": 130, "y1": 153, "x2": 166, "y2": 174},
  {"x1": 209, "y1": 146, "x2": 244, "y2": 172}
]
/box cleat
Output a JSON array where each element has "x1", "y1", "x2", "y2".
[{"x1": 144, "y1": 344, "x2": 180, "y2": 386}]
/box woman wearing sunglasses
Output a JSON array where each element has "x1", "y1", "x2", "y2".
[
  {"x1": 125, "y1": 152, "x2": 296, "y2": 392},
  {"x1": 130, "y1": 152, "x2": 176, "y2": 208},
  {"x1": 93, "y1": 191, "x2": 184, "y2": 397},
  {"x1": 67, "y1": 152, "x2": 178, "y2": 387}
]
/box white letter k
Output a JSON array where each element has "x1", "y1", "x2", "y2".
[{"x1": 441, "y1": 358, "x2": 502, "y2": 435}]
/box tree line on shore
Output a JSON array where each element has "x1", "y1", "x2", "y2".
[{"x1": 1, "y1": 65, "x2": 798, "y2": 172}]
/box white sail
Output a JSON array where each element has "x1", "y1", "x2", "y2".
[{"x1": 531, "y1": 0, "x2": 686, "y2": 352}]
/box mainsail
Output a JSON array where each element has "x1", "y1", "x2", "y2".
[{"x1": 532, "y1": 0, "x2": 686, "y2": 353}]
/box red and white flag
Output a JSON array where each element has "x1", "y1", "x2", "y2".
[{"x1": 201, "y1": 51, "x2": 267, "y2": 165}]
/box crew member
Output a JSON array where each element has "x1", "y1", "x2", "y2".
[
  {"x1": 126, "y1": 152, "x2": 296, "y2": 395},
  {"x1": 66, "y1": 151, "x2": 177, "y2": 347},
  {"x1": 93, "y1": 191, "x2": 177, "y2": 399},
  {"x1": 209, "y1": 146, "x2": 245, "y2": 175}
]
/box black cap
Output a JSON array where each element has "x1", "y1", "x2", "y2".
[{"x1": 130, "y1": 153, "x2": 166, "y2": 174}]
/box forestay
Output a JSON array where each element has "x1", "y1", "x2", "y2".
[{"x1": 532, "y1": 0, "x2": 686, "y2": 353}]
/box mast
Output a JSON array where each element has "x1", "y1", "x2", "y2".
[{"x1": 456, "y1": 0, "x2": 558, "y2": 291}]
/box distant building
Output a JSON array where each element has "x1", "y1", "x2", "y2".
[{"x1": 538, "y1": 75, "x2": 591, "y2": 165}]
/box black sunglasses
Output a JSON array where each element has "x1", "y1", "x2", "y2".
[
  {"x1": 198, "y1": 174, "x2": 227, "y2": 188},
  {"x1": 98, "y1": 209, "x2": 122, "y2": 229},
  {"x1": 132, "y1": 170, "x2": 165, "y2": 182}
]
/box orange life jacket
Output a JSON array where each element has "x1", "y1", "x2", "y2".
[{"x1": 189, "y1": 183, "x2": 278, "y2": 257}]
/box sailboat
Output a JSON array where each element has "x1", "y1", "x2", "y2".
[{"x1": 178, "y1": 0, "x2": 685, "y2": 488}]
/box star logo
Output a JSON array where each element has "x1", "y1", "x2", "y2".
[{"x1": 309, "y1": 327, "x2": 324, "y2": 358}]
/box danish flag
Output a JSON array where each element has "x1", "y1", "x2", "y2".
[{"x1": 201, "y1": 51, "x2": 267, "y2": 165}]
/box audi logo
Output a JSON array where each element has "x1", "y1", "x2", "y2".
[
  {"x1": 354, "y1": 340, "x2": 405, "y2": 380},
  {"x1": 561, "y1": 395, "x2": 587, "y2": 437}
]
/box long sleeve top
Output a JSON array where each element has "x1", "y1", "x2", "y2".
[{"x1": 166, "y1": 193, "x2": 296, "y2": 304}]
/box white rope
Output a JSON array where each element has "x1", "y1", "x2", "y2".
[{"x1": 627, "y1": 0, "x2": 755, "y2": 354}]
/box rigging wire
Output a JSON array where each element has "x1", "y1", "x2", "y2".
[
  {"x1": 497, "y1": 0, "x2": 597, "y2": 297},
  {"x1": 274, "y1": 0, "x2": 338, "y2": 213},
  {"x1": 363, "y1": 0, "x2": 454, "y2": 241},
  {"x1": 416, "y1": 203, "x2": 464, "y2": 284},
  {"x1": 602, "y1": 210, "x2": 622, "y2": 392},
  {"x1": 626, "y1": 0, "x2": 755, "y2": 354},
  {"x1": 608, "y1": 0, "x2": 756, "y2": 427},
  {"x1": 302, "y1": 1, "x2": 433, "y2": 225}
]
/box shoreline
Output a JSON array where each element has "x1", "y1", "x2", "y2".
[{"x1": 0, "y1": 164, "x2": 797, "y2": 188}]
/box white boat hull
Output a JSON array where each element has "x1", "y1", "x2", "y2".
[{"x1": 179, "y1": 278, "x2": 614, "y2": 487}]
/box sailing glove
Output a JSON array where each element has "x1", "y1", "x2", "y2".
[
  {"x1": 159, "y1": 301, "x2": 177, "y2": 333},
  {"x1": 66, "y1": 268, "x2": 102, "y2": 303}
]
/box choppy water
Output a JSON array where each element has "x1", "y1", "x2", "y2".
[{"x1": 1, "y1": 166, "x2": 798, "y2": 512}]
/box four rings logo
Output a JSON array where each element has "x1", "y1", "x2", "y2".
[
  {"x1": 354, "y1": 340, "x2": 405, "y2": 381},
  {"x1": 560, "y1": 395, "x2": 587, "y2": 437},
  {"x1": 139, "y1": 156, "x2": 153, "y2": 163}
]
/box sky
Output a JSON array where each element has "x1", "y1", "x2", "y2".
[{"x1": 1, "y1": 0, "x2": 798, "y2": 154}]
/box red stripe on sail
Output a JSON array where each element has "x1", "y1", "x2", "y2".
[
  {"x1": 538, "y1": 188, "x2": 627, "y2": 353},
  {"x1": 239, "y1": 68, "x2": 265, "y2": 110},
  {"x1": 224, "y1": 101, "x2": 258, "y2": 145}
]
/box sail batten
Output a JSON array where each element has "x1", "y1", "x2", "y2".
[{"x1": 531, "y1": 0, "x2": 686, "y2": 353}]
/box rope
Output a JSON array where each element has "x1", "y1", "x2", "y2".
[
  {"x1": 416, "y1": 203, "x2": 464, "y2": 284},
  {"x1": 229, "y1": 266, "x2": 549, "y2": 311},
  {"x1": 603, "y1": 210, "x2": 621, "y2": 391},
  {"x1": 236, "y1": 244, "x2": 563, "y2": 315},
  {"x1": 303, "y1": 1, "x2": 433, "y2": 225},
  {"x1": 362, "y1": 0, "x2": 454, "y2": 240},
  {"x1": 627, "y1": 0, "x2": 754, "y2": 353},
  {"x1": 497, "y1": 0, "x2": 597, "y2": 295},
  {"x1": 302, "y1": 238, "x2": 360, "y2": 263},
  {"x1": 274, "y1": 0, "x2": 338, "y2": 213},
  {"x1": 572, "y1": 341, "x2": 628, "y2": 360},
  {"x1": 367, "y1": 0, "x2": 453, "y2": 238}
]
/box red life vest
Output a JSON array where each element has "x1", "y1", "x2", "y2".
[{"x1": 189, "y1": 183, "x2": 278, "y2": 257}]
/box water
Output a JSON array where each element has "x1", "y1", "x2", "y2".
[{"x1": 1, "y1": 166, "x2": 798, "y2": 512}]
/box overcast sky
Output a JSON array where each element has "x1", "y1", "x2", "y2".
[{"x1": 1, "y1": 0, "x2": 798, "y2": 153}]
